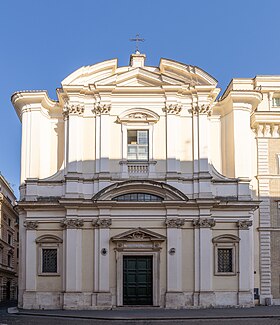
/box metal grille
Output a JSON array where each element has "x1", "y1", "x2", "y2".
[
  {"x1": 42, "y1": 249, "x2": 57, "y2": 273},
  {"x1": 113, "y1": 193, "x2": 162, "y2": 202},
  {"x1": 217, "y1": 248, "x2": 233, "y2": 273}
]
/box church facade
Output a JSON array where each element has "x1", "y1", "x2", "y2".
[{"x1": 11, "y1": 52, "x2": 280, "y2": 309}]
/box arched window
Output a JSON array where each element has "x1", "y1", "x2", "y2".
[{"x1": 112, "y1": 193, "x2": 163, "y2": 202}]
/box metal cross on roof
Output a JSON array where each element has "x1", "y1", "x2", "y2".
[{"x1": 130, "y1": 34, "x2": 145, "y2": 53}]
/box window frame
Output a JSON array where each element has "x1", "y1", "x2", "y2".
[
  {"x1": 127, "y1": 129, "x2": 149, "y2": 161},
  {"x1": 213, "y1": 235, "x2": 239, "y2": 276},
  {"x1": 36, "y1": 235, "x2": 62, "y2": 276}
]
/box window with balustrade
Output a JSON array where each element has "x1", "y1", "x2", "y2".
[{"x1": 212, "y1": 234, "x2": 239, "y2": 276}]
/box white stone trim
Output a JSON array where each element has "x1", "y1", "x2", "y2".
[{"x1": 115, "y1": 251, "x2": 160, "y2": 307}]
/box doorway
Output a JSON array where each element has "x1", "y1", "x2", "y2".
[{"x1": 123, "y1": 256, "x2": 153, "y2": 305}]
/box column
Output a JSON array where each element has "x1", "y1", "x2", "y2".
[
  {"x1": 164, "y1": 103, "x2": 182, "y2": 174},
  {"x1": 23, "y1": 220, "x2": 38, "y2": 308},
  {"x1": 93, "y1": 217, "x2": 112, "y2": 308},
  {"x1": 61, "y1": 217, "x2": 84, "y2": 308},
  {"x1": 165, "y1": 216, "x2": 185, "y2": 308},
  {"x1": 238, "y1": 220, "x2": 254, "y2": 305},
  {"x1": 193, "y1": 216, "x2": 216, "y2": 307}
]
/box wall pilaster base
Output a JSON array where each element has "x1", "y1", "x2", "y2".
[
  {"x1": 63, "y1": 292, "x2": 92, "y2": 309},
  {"x1": 198, "y1": 292, "x2": 216, "y2": 307},
  {"x1": 93, "y1": 292, "x2": 112, "y2": 309},
  {"x1": 23, "y1": 291, "x2": 63, "y2": 309}
]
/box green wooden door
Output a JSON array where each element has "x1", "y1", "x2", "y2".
[{"x1": 123, "y1": 256, "x2": 153, "y2": 305}]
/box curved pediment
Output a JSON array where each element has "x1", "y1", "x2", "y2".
[
  {"x1": 159, "y1": 58, "x2": 218, "y2": 86},
  {"x1": 60, "y1": 56, "x2": 218, "y2": 89},
  {"x1": 117, "y1": 108, "x2": 160, "y2": 123},
  {"x1": 61, "y1": 59, "x2": 118, "y2": 86},
  {"x1": 92, "y1": 180, "x2": 189, "y2": 201}
]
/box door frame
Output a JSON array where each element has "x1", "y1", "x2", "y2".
[{"x1": 116, "y1": 251, "x2": 160, "y2": 306}]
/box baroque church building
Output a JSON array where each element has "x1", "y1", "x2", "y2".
[{"x1": 12, "y1": 52, "x2": 280, "y2": 309}]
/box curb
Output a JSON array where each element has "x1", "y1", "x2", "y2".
[
  {"x1": 7, "y1": 307, "x2": 19, "y2": 314},
  {"x1": 15, "y1": 311, "x2": 280, "y2": 321}
]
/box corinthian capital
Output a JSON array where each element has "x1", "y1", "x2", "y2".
[
  {"x1": 237, "y1": 220, "x2": 252, "y2": 230},
  {"x1": 192, "y1": 104, "x2": 212, "y2": 116},
  {"x1": 163, "y1": 103, "x2": 182, "y2": 115},
  {"x1": 193, "y1": 218, "x2": 215, "y2": 228},
  {"x1": 165, "y1": 218, "x2": 185, "y2": 228},
  {"x1": 93, "y1": 103, "x2": 111, "y2": 115},
  {"x1": 60, "y1": 218, "x2": 84, "y2": 229},
  {"x1": 23, "y1": 221, "x2": 38, "y2": 230},
  {"x1": 96, "y1": 218, "x2": 112, "y2": 228},
  {"x1": 63, "y1": 103, "x2": 85, "y2": 117}
]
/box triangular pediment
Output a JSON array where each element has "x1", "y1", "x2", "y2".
[
  {"x1": 111, "y1": 228, "x2": 166, "y2": 242},
  {"x1": 95, "y1": 68, "x2": 183, "y2": 87}
]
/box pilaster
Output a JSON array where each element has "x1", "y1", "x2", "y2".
[
  {"x1": 193, "y1": 216, "x2": 216, "y2": 307},
  {"x1": 237, "y1": 220, "x2": 254, "y2": 305},
  {"x1": 92, "y1": 216, "x2": 112, "y2": 308},
  {"x1": 63, "y1": 103, "x2": 84, "y2": 174},
  {"x1": 165, "y1": 216, "x2": 185, "y2": 308},
  {"x1": 61, "y1": 218, "x2": 84, "y2": 293},
  {"x1": 163, "y1": 103, "x2": 182, "y2": 174},
  {"x1": 24, "y1": 220, "x2": 38, "y2": 291}
]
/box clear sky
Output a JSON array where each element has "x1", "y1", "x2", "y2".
[{"x1": 1, "y1": 0, "x2": 280, "y2": 198}]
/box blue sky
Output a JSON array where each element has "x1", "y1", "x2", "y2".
[{"x1": 1, "y1": 0, "x2": 280, "y2": 198}]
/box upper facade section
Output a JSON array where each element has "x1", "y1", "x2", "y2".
[{"x1": 61, "y1": 54, "x2": 218, "y2": 88}]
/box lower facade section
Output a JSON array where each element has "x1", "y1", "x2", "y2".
[{"x1": 21, "y1": 290, "x2": 254, "y2": 310}]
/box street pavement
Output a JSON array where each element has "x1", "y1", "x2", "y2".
[{"x1": 1, "y1": 302, "x2": 280, "y2": 324}]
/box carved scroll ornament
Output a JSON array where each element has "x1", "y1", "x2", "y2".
[
  {"x1": 63, "y1": 103, "x2": 85, "y2": 117},
  {"x1": 93, "y1": 103, "x2": 111, "y2": 115},
  {"x1": 193, "y1": 218, "x2": 216, "y2": 228},
  {"x1": 92, "y1": 218, "x2": 112, "y2": 228},
  {"x1": 163, "y1": 103, "x2": 182, "y2": 115},
  {"x1": 237, "y1": 220, "x2": 252, "y2": 230},
  {"x1": 165, "y1": 218, "x2": 185, "y2": 228},
  {"x1": 23, "y1": 221, "x2": 38, "y2": 230},
  {"x1": 191, "y1": 104, "x2": 212, "y2": 116},
  {"x1": 60, "y1": 218, "x2": 84, "y2": 229}
]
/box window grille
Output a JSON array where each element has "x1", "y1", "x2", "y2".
[
  {"x1": 217, "y1": 248, "x2": 233, "y2": 273},
  {"x1": 113, "y1": 193, "x2": 162, "y2": 202},
  {"x1": 42, "y1": 249, "x2": 57, "y2": 273}
]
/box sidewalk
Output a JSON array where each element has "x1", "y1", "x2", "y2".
[{"x1": 10, "y1": 305, "x2": 280, "y2": 320}]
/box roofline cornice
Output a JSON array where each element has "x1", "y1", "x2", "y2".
[{"x1": 11, "y1": 90, "x2": 58, "y2": 120}]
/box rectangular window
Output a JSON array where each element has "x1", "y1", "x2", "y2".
[
  {"x1": 272, "y1": 97, "x2": 280, "y2": 107},
  {"x1": 42, "y1": 249, "x2": 57, "y2": 273},
  {"x1": 8, "y1": 234, "x2": 12, "y2": 246},
  {"x1": 8, "y1": 255, "x2": 12, "y2": 267},
  {"x1": 217, "y1": 248, "x2": 233, "y2": 273},
  {"x1": 127, "y1": 130, "x2": 148, "y2": 160}
]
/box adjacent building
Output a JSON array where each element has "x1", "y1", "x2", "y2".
[
  {"x1": 0, "y1": 174, "x2": 18, "y2": 301},
  {"x1": 11, "y1": 52, "x2": 280, "y2": 309}
]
